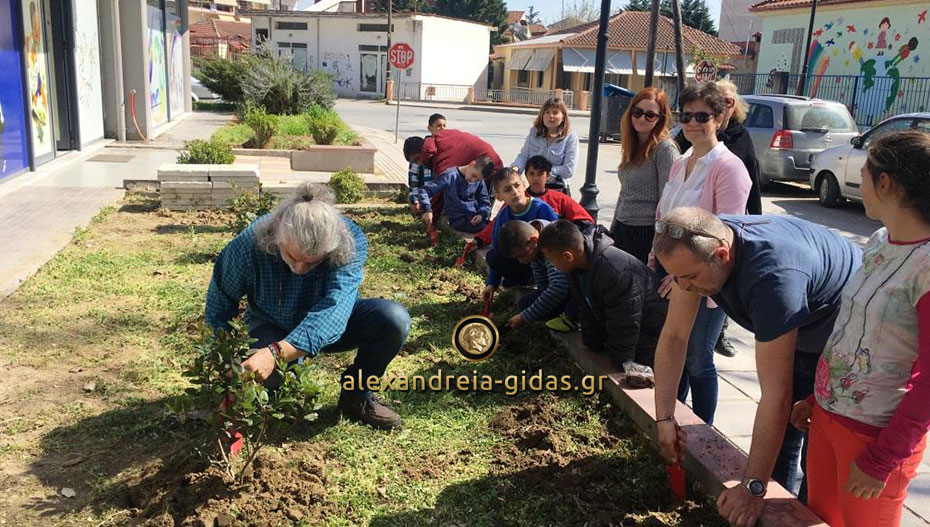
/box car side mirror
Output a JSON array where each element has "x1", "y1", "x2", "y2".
[{"x1": 850, "y1": 136, "x2": 862, "y2": 148}]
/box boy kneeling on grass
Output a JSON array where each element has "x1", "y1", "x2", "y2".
[
  {"x1": 478, "y1": 168, "x2": 559, "y2": 308},
  {"x1": 539, "y1": 219, "x2": 668, "y2": 387},
  {"x1": 412, "y1": 155, "x2": 494, "y2": 234},
  {"x1": 497, "y1": 219, "x2": 578, "y2": 332}
]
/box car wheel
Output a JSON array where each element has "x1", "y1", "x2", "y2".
[{"x1": 817, "y1": 172, "x2": 843, "y2": 208}]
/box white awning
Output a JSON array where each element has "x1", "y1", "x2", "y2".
[
  {"x1": 523, "y1": 48, "x2": 555, "y2": 72},
  {"x1": 561, "y1": 48, "x2": 633, "y2": 75},
  {"x1": 508, "y1": 48, "x2": 533, "y2": 70},
  {"x1": 212, "y1": 0, "x2": 238, "y2": 6},
  {"x1": 634, "y1": 51, "x2": 695, "y2": 76}
]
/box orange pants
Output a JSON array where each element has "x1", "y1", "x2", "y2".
[{"x1": 807, "y1": 404, "x2": 926, "y2": 527}]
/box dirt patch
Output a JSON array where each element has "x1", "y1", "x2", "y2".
[{"x1": 122, "y1": 443, "x2": 330, "y2": 527}]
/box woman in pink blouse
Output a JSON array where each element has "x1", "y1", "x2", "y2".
[{"x1": 652, "y1": 82, "x2": 751, "y2": 425}]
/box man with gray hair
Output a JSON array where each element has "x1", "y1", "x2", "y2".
[
  {"x1": 651, "y1": 207, "x2": 860, "y2": 526},
  {"x1": 205, "y1": 183, "x2": 411, "y2": 430}
]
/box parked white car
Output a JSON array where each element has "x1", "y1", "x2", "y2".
[{"x1": 809, "y1": 112, "x2": 930, "y2": 207}]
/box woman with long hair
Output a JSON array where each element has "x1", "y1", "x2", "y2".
[
  {"x1": 609, "y1": 87, "x2": 678, "y2": 264},
  {"x1": 511, "y1": 97, "x2": 578, "y2": 195},
  {"x1": 653, "y1": 82, "x2": 752, "y2": 426},
  {"x1": 792, "y1": 131, "x2": 930, "y2": 527}
]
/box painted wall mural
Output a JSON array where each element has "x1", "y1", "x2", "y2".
[
  {"x1": 147, "y1": 5, "x2": 168, "y2": 127},
  {"x1": 0, "y1": 0, "x2": 29, "y2": 178},
  {"x1": 758, "y1": 5, "x2": 930, "y2": 121},
  {"x1": 22, "y1": 0, "x2": 52, "y2": 158},
  {"x1": 167, "y1": 13, "x2": 185, "y2": 119}
]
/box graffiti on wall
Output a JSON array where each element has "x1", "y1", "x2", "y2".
[
  {"x1": 321, "y1": 51, "x2": 354, "y2": 91},
  {"x1": 22, "y1": 0, "x2": 52, "y2": 157},
  {"x1": 147, "y1": 5, "x2": 167, "y2": 127},
  {"x1": 76, "y1": 30, "x2": 99, "y2": 107},
  {"x1": 762, "y1": 6, "x2": 928, "y2": 117}
]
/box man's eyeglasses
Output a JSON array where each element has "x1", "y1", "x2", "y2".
[
  {"x1": 631, "y1": 107, "x2": 660, "y2": 122},
  {"x1": 655, "y1": 219, "x2": 728, "y2": 245},
  {"x1": 679, "y1": 111, "x2": 716, "y2": 124}
]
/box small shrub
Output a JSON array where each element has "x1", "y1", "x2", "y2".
[
  {"x1": 243, "y1": 106, "x2": 277, "y2": 149},
  {"x1": 276, "y1": 114, "x2": 311, "y2": 137},
  {"x1": 211, "y1": 123, "x2": 254, "y2": 148},
  {"x1": 227, "y1": 188, "x2": 280, "y2": 233},
  {"x1": 305, "y1": 107, "x2": 344, "y2": 145},
  {"x1": 241, "y1": 44, "x2": 335, "y2": 115},
  {"x1": 329, "y1": 168, "x2": 366, "y2": 204},
  {"x1": 177, "y1": 139, "x2": 235, "y2": 164},
  {"x1": 193, "y1": 56, "x2": 251, "y2": 103},
  {"x1": 185, "y1": 320, "x2": 322, "y2": 483},
  {"x1": 268, "y1": 135, "x2": 314, "y2": 150}
]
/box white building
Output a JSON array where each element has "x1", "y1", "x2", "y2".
[
  {"x1": 718, "y1": 0, "x2": 762, "y2": 43},
  {"x1": 248, "y1": 12, "x2": 492, "y2": 99}
]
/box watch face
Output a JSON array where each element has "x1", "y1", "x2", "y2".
[{"x1": 748, "y1": 480, "x2": 765, "y2": 496}]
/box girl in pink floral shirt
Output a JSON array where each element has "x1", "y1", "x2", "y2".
[{"x1": 791, "y1": 131, "x2": 930, "y2": 527}]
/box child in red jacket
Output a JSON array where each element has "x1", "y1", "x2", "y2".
[{"x1": 525, "y1": 155, "x2": 593, "y2": 226}]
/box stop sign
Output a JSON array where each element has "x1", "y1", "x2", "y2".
[
  {"x1": 694, "y1": 60, "x2": 717, "y2": 83},
  {"x1": 389, "y1": 43, "x2": 415, "y2": 70}
]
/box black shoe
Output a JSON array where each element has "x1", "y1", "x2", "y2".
[
  {"x1": 714, "y1": 334, "x2": 737, "y2": 357},
  {"x1": 338, "y1": 391, "x2": 402, "y2": 430}
]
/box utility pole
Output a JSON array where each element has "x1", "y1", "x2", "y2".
[
  {"x1": 797, "y1": 0, "x2": 818, "y2": 96},
  {"x1": 644, "y1": 0, "x2": 660, "y2": 87},
  {"x1": 580, "y1": 0, "x2": 612, "y2": 221},
  {"x1": 386, "y1": 0, "x2": 392, "y2": 83},
  {"x1": 670, "y1": 0, "x2": 686, "y2": 108}
]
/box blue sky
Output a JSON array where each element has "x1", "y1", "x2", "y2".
[{"x1": 505, "y1": 0, "x2": 723, "y2": 28}]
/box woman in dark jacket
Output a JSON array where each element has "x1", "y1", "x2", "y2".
[{"x1": 675, "y1": 78, "x2": 763, "y2": 215}]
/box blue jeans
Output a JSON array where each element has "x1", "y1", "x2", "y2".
[
  {"x1": 771, "y1": 351, "x2": 819, "y2": 501},
  {"x1": 677, "y1": 302, "x2": 726, "y2": 425},
  {"x1": 250, "y1": 298, "x2": 411, "y2": 398}
]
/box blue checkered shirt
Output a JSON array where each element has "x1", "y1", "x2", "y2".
[
  {"x1": 205, "y1": 215, "x2": 366, "y2": 357},
  {"x1": 407, "y1": 162, "x2": 432, "y2": 203}
]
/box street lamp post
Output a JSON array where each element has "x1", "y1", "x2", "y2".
[
  {"x1": 580, "y1": 0, "x2": 612, "y2": 222},
  {"x1": 797, "y1": 0, "x2": 819, "y2": 96}
]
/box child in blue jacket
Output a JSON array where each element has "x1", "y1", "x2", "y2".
[{"x1": 413, "y1": 155, "x2": 494, "y2": 233}]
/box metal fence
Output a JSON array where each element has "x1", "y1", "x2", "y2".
[
  {"x1": 727, "y1": 72, "x2": 930, "y2": 128},
  {"x1": 474, "y1": 87, "x2": 574, "y2": 109},
  {"x1": 395, "y1": 83, "x2": 472, "y2": 103}
]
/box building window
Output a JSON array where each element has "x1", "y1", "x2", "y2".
[
  {"x1": 517, "y1": 70, "x2": 530, "y2": 87},
  {"x1": 583, "y1": 73, "x2": 592, "y2": 91},
  {"x1": 359, "y1": 24, "x2": 393, "y2": 32},
  {"x1": 276, "y1": 21, "x2": 308, "y2": 30},
  {"x1": 536, "y1": 71, "x2": 544, "y2": 88},
  {"x1": 255, "y1": 28, "x2": 269, "y2": 44}
]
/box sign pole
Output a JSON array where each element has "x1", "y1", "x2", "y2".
[{"x1": 394, "y1": 67, "x2": 401, "y2": 143}]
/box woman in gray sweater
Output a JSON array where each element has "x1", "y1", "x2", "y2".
[{"x1": 609, "y1": 87, "x2": 678, "y2": 264}]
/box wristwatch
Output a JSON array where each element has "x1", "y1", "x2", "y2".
[{"x1": 741, "y1": 477, "x2": 767, "y2": 498}]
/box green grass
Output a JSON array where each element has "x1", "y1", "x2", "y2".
[
  {"x1": 0, "y1": 197, "x2": 726, "y2": 527},
  {"x1": 211, "y1": 123, "x2": 254, "y2": 148},
  {"x1": 211, "y1": 111, "x2": 358, "y2": 149}
]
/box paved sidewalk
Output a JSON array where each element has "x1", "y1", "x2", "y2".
[{"x1": 0, "y1": 112, "x2": 228, "y2": 302}]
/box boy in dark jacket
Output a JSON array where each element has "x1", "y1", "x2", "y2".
[
  {"x1": 413, "y1": 155, "x2": 494, "y2": 233},
  {"x1": 498, "y1": 219, "x2": 577, "y2": 332},
  {"x1": 539, "y1": 220, "x2": 668, "y2": 383}
]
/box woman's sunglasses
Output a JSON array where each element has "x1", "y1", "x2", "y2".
[
  {"x1": 679, "y1": 111, "x2": 716, "y2": 124},
  {"x1": 631, "y1": 107, "x2": 660, "y2": 122}
]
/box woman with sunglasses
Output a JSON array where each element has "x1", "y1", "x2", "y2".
[
  {"x1": 652, "y1": 82, "x2": 752, "y2": 425},
  {"x1": 675, "y1": 79, "x2": 763, "y2": 216},
  {"x1": 609, "y1": 87, "x2": 679, "y2": 264},
  {"x1": 511, "y1": 98, "x2": 578, "y2": 196},
  {"x1": 789, "y1": 131, "x2": 930, "y2": 527}
]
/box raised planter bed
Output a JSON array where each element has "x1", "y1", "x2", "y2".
[{"x1": 228, "y1": 137, "x2": 377, "y2": 174}]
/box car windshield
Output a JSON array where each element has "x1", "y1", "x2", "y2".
[{"x1": 787, "y1": 104, "x2": 857, "y2": 132}]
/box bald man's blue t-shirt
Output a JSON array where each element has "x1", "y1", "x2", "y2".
[{"x1": 710, "y1": 215, "x2": 862, "y2": 355}]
